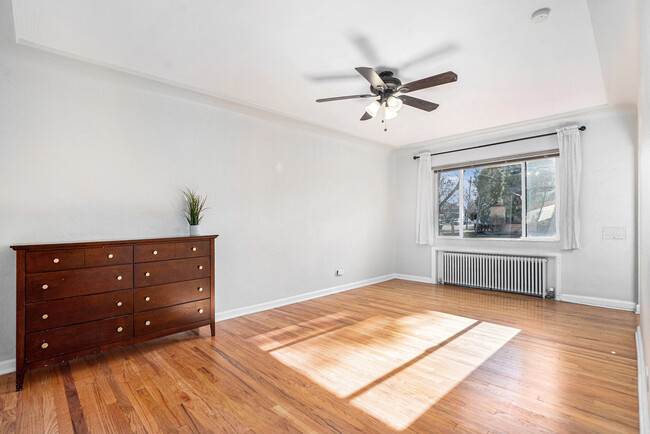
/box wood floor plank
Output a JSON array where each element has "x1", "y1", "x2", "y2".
[
  {"x1": 59, "y1": 362, "x2": 88, "y2": 433},
  {"x1": 50, "y1": 366, "x2": 74, "y2": 434},
  {"x1": 0, "y1": 279, "x2": 640, "y2": 432}
]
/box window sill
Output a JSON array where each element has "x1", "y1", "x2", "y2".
[{"x1": 435, "y1": 236, "x2": 559, "y2": 243}]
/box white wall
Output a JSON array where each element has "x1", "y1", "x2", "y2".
[
  {"x1": 0, "y1": 0, "x2": 395, "y2": 362},
  {"x1": 395, "y1": 108, "x2": 638, "y2": 307}
]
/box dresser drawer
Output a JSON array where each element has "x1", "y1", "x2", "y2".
[
  {"x1": 85, "y1": 246, "x2": 133, "y2": 268},
  {"x1": 26, "y1": 249, "x2": 84, "y2": 273},
  {"x1": 174, "y1": 241, "x2": 210, "y2": 259},
  {"x1": 26, "y1": 264, "x2": 133, "y2": 303},
  {"x1": 26, "y1": 315, "x2": 133, "y2": 362},
  {"x1": 134, "y1": 299, "x2": 210, "y2": 336},
  {"x1": 26, "y1": 289, "x2": 133, "y2": 332},
  {"x1": 134, "y1": 278, "x2": 210, "y2": 312},
  {"x1": 134, "y1": 257, "x2": 211, "y2": 287},
  {"x1": 134, "y1": 243, "x2": 176, "y2": 263}
]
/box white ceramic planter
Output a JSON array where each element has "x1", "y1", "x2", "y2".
[{"x1": 189, "y1": 225, "x2": 201, "y2": 236}]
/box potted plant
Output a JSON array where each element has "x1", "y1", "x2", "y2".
[{"x1": 183, "y1": 187, "x2": 208, "y2": 236}]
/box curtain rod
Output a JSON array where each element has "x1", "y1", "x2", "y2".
[{"x1": 412, "y1": 125, "x2": 586, "y2": 160}]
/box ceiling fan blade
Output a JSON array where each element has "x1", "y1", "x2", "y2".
[
  {"x1": 355, "y1": 67, "x2": 387, "y2": 91},
  {"x1": 316, "y1": 94, "x2": 374, "y2": 103},
  {"x1": 400, "y1": 43, "x2": 458, "y2": 70},
  {"x1": 350, "y1": 35, "x2": 380, "y2": 65},
  {"x1": 360, "y1": 111, "x2": 373, "y2": 121},
  {"x1": 399, "y1": 71, "x2": 458, "y2": 93},
  {"x1": 399, "y1": 95, "x2": 439, "y2": 112}
]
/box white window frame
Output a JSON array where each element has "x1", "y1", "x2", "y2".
[{"x1": 434, "y1": 158, "x2": 560, "y2": 242}]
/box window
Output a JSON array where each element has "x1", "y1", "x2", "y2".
[
  {"x1": 438, "y1": 170, "x2": 460, "y2": 236},
  {"x1": 525, "y1": 159, "x2": 556, "y2": 238},
  {"x1": 437, "y1": 158, "x2": 557, "y2": 239}
]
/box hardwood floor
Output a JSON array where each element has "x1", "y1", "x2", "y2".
[{"x1": 0, "y1": 279, "x2": 640, "y2": 433}]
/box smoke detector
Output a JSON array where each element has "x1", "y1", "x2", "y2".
[{"x1": 531, "y1": 7, "x2": 551, "y2": 24}]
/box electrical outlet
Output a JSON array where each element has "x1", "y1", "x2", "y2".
[
  {"x1": 336, "y1": 269, "x2": 344, "y2": 276},
  {"x1": 602, "y1": 226, "x2": 626, "y2": 240}
]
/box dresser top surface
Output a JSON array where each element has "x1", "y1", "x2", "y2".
[{"x1": 11, "y1": 235, "x2": 219, "y2": 251}]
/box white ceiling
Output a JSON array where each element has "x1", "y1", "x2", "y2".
[{"x1": 11, "y1": 0, "x2": 632, "y2": 147}]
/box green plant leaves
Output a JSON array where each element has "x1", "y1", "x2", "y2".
[{"x1": 183, "y1": 187, "x2": 208, "y2": 225}]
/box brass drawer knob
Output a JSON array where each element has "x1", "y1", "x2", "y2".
[
  {"x1": 192, "y1": 247, "x2": 197, "y2": 252},
  {"x1": 198, "y1": 308, "x2": 204, "y2": 314},
  {"x1": 53, "y1": 258, "x2": 59, "y2": 264},
  {"x1": 117, "y1": 326, "x2": 123, "y2": 333},
  {"x1": 108, "y1": 253, "x2": 114, "y2": 259},
  {"x1": 198, "y1": 287, "x2": 203, "y2": 292},
  {"x1": 42, "y1": 284, "x2": 49, "y2": 290},
  {"x1": 117, "y1": 275, "x2": 123, "y2": 281},
  {"x1": 145, "y1": 320, "x2": 151, "y2": 326},
  {"x1": 153, "y1": 250, "x2": 158, "y2": 255},
  {"x1": 41, "y1": 342, "x2": 48, "y2": 349},
  {"x1": 198, "y1": 265, "x2": 203, "y2": 270},
  {"x1": 145, "y1": 296, "x2": 150, "y2": 302},
  {"x1": 42, "y1": 314, "x2": 48, "y2": 320},
  {"x1": 145, "y1": 272, "x2": 150, "y2": 277},
  {"x1": 116, "y1": 301, "x2": 123, "y2": 307}
]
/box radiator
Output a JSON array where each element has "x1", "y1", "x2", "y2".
[{"x1": 440, "y1": 252, "x2": 548, "y2": 298}]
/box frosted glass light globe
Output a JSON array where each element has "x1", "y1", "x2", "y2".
[
  {"x1": 386, "y1": 97, "x2": 403, "y2": 111},
  {"x1": 365, "y1": 101, "x2": 381, "y2": 117}
]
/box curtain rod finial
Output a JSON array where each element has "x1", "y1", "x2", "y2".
[{"x1": 578, "y1": 126, "x2": 586, "y2": 131}]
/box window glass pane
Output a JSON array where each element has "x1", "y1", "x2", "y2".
[
  {"x1": 526, "y1": 158, "x2": 556, "y2": 237},
  {"x1": 438, "y1": 171, "x2": 460, "y2": 236},
  {"x1": 463, "y1": 164, "x2": 522, "y2": 238}
]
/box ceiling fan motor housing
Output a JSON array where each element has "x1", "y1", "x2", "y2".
[{"x1": 371, "y1": 70, "x2": 402, "y2": 94}]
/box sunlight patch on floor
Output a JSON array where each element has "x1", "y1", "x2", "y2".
[
  {"x1": 254, "y1": 310, "x2": 519, "y2": 431},
  {"x1": 259, "y1": 311, "x2": 477, "y2": 398},
  {"x1": 350, "y1": 321, "x2": 520, "y2": 430}
]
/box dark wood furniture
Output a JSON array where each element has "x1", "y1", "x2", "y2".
[{"x1": 11, "y1": 235, "x2": 218, "y2": 391}]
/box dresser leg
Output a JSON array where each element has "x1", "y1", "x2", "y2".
[
  {"x1": 210, "y1": 322, "x2": 215, "y2": 336},
  {"x1": 16, "y1": 369, "x2": 25, "y2": 392}
]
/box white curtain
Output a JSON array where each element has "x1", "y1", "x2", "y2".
[
  {"x1": 557, "y1": 125, "x2": 582, "y2": 250},
  {"x1": 416, "y1": 152, "x2": 435, "y2": 245}
]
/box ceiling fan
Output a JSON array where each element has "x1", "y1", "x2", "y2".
[{"x1": 316, "y1": 67, "x2": 457, "y2": 130}]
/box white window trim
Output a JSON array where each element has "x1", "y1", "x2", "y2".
[{"x1": 434, "y1": 158, "x2": 560, "y2": 242}]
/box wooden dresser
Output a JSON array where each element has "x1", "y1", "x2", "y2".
[{"x1": 11, "y1": 235, "x2": 218, "y2": 391}]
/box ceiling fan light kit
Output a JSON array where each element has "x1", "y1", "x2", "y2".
[{"x1": 316, "y1": 67, "x2": 457, "y2": 131}]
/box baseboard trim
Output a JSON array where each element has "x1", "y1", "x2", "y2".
[
  {"x1": 215, "y1": 274, "x2": 395, "y2": 322},
  {"x1": 393, "y1": 274, "x2": 435, "y2": 284},
  {"x1": 560, "y1": 294, "x2": 637, "y2": 311},
  {"x1": 0, "y1": 359, "x2": 16, "y2": 376},
  {"x1": 637, "y1": 327, "x2": 649, "y2": 433}
]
